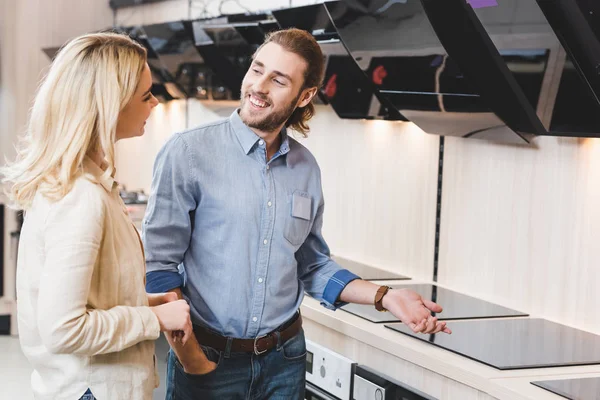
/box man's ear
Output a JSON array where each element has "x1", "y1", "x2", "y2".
[{"x1": 298, "y1": 87, "x2": 318, "y2": 108}]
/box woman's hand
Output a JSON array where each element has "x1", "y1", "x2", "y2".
[{"x1": 151, "y1": 299, "x2": 193, "y2": 345}]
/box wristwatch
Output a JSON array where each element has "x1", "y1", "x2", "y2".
[{"x1": 374, "y1": 285, "x2": 391, "y2": 312}]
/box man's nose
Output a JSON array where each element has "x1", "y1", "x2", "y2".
[{"x1": 252, "y1": 75, "x2": 269, "y2": 95}]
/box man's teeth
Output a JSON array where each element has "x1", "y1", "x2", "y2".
[{"x1": 250, "y1": 96, "x2": 268, "y2": 108}]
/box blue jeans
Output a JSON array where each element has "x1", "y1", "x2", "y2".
[
  {"x1": 79, "y1": 389, "x2": 96, "y2": 400},
  {"x1": 166, "y1": 329, "x2": 306, "y2": 400}
]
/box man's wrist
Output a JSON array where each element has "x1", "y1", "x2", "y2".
[
  {"x1": 179, "y1": 348, "x2": 215, "y2": 374},
  {"x1": 381, "y1": 288, "x2": 393, "y2": 311},
  {"x1": 375, "y1": 285, "x2": 392, "y2": 312}
]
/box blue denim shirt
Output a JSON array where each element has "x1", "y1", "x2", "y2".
[{"x1": 143, "y1": 110, "x2": 359, "y2": 338}]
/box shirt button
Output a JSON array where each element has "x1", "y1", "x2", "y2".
[
  {"x1": 263, "y1": 239, "x2": 268, "y2": 245},
  {"x1": 258, "y1": 278, "x2": 263, "y2": 283},
  {"x1": 267, "y1": 201, "x2": 272, "y2": 207},
  {"x1": 252, "y1": 317, "x2": 258, "y2": 322},
  {"x1": 258, "y1": 139, "x2": 264, "y2": 146},
  {"x1": 266, "y1": 165, "x2": 270, "y2": 170}
]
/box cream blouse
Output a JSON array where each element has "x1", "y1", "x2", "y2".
[{"x1": 16, "y1": 157, "x2": 161, "y2": 400}]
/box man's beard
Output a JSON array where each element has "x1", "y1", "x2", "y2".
[{"x1": 240, "y1": 90, "x2": 301, "y2": 132}]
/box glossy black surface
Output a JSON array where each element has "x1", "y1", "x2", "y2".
[
  {"x1": 386, "y1": 318, "x2": 600, "y2": 370},
  {"x1": 328, "y1": 0, "x2": 548, "y2": 142},
  {"x1": 342, "y1": 284, "x2": 526, "y2": 323},
  {"x1": 535, "y1": 0, "x2": 600, "y2": 110},
  {"x1": 331, "y1": 256, "x2": 410, "y2": 281},
  {"x1": 472, "y1": 0, "x2": 600, "y2": 135},
  {"x1": 141, "y1": 21, "x2": 208, "y2": 98},
  {"x1": 234, "y1": 22, "x2": 278, "y2": 46},
  {"x1": 329, "y1": 0, "x2": 480, "y2": 108},
  {"x1": 322, "y1": 54, "x2": 386, "y2": 119},
  {"x1": 550, "y1": 55, "x2": 600, "y2": 135},
  {"x1": 119, "y1": 26, "x2": 181, "y2": 101},
  {"x1": 532, "y1": 377, "x2": 600, "y2": 400}
]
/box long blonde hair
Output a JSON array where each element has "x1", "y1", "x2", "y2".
[{"x1": 1, "y1": 32, "x2": 147, "y2": 209}]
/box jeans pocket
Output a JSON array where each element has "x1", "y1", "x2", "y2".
[
  {"x1": 281, "y1": 329, "x2": 307, "y2": 361},
  {"x1": 174, "y1": 345, "x2": 222, "y2": 380}
]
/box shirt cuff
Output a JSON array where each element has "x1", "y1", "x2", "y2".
[
  {"x1": 320, "y1": 269, "x2": 361, "y2": 310},
  {"x1": 146, "y1": 271, "x2": 184, "y2": 293}
]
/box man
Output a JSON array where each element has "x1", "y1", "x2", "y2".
[{"x1": 143, "y1": 28, "x2": 451, "y2": 400}]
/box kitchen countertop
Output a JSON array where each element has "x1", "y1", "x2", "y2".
[{"x1": 300, "y1": 279, "x2": 600, "y2": 400}]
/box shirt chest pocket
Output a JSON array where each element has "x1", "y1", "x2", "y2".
[{"x1": 284, "y1": 190, "x2": 313, "y2": 246}]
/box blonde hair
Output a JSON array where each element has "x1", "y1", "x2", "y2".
[{"x1": 1, "y1": 32, "x2": 147, "y2": 209}]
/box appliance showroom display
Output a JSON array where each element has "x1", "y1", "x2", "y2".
[
  {"x1": 386, "y1": 318, "x2": 600, "y2": 370},
  {"x1": 305, "y1": 340, "x2": 439, "y2": 399},
  {"x1": 532, "y1": 376, "x2": 600, "y2": 400},
  {"x1": 341, "y1": 284, "x2": 527, "y2": 323}
]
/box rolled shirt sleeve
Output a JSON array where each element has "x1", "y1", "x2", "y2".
[{"x1": 296, "y1": 201, "x2": 360, "y2": 310}]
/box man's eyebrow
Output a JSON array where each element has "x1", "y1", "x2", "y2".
[{"x1": 252, "y1": 60, "x2": 293, "y2": 82}]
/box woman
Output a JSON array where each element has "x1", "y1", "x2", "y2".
[{"x1": 0, "y1": 32, "x2": 192, "y2": 400}]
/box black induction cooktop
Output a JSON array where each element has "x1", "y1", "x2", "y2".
[
  {"x1": 532, "y1": 377, "x2": 600, "y2": 400},
  {"x1": 386, "y1": 318, "x2": 600, "y2": 370},
  {"x1": 341, "y1": 284, "x2": 527, "y2": 323},
  {"x1": 332, "y1": 256, "x2": 411, "y2": 281}
]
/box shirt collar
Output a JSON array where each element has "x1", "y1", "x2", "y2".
[
  {"x1": 83, "y1": 156, "x2": 116, "y2": 192},
  {"x1": 229, "y1": 109, "x2": 291, "y2": 163}
]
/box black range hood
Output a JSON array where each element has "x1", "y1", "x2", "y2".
[
  {"x1": 118, "y1": 16, "x2": 278, "y2": 102},
  {"x1": 121, "y1": 26, "x2": 184, "y2": 102},
  {"x1": 139, "y1": 21, "x2": 211, "y2": 100},
  {"x1": 327, "y1": 0, "x2": 549, "y2": 144},
  {"x1": 530, "y1": 0, "x2": 600, "y2": 136},
  {"x1": 457, "y1": 0, "x2": 600, "y2": 138},
  {"x1": 272, "y1": 3, "x2": 405, "y2": 121},
  {"x1": 42, "y1": 30, "x2": 180, "y2": 103},
  {"x1": 535, "y1": 0, "x2": 600, "y2": 106}
]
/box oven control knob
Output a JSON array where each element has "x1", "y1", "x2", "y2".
[
  {"x1": 375, "y1": 388, "x2": 383, "y2": 400},
  {"x1": 320, "y1": 365, "x2": 326, "y2": 378}
]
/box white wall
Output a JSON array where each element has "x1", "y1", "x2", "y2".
[{"x1": 439, "y1": 134, "x2": 600, "y2": 334}]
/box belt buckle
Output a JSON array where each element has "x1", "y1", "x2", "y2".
[{"x1": 253, "y1": 334, "x2": 269, "y2": 355}]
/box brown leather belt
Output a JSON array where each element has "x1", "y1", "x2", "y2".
[{"x1": 194, "y1": 312, "x2": 302, "y2": 356}]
